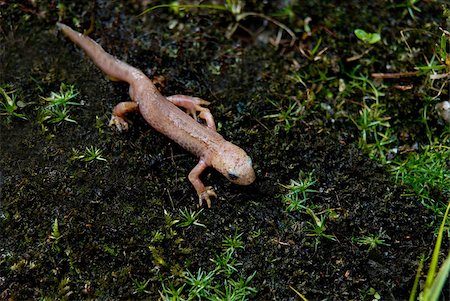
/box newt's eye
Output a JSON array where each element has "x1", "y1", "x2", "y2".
[{"x1": 228, "y1": 172, "x2": 239, "y2": 180}]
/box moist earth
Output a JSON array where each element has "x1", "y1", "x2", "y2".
[{"x1": 0, "y1": 1, "x2": 448, "y2": 300}]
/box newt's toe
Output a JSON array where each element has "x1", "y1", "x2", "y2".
[
  {"x1": 198, "y1": 187, "x2": 217, "y2": 208},
  {"x1": 109, "y1": 116, "x2": 129, "y2": 131}
]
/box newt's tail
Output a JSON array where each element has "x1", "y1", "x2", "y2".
[{"x1": 57, "y1": 22, "x2": 143, "y2": 84}]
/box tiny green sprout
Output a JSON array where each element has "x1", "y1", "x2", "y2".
[
  {"x1": 132, "y1": 278, "x2": 151, "y2": 294},
  {"x1": 164, "y1": 209, "x2": 180, "y2": 228},
  {"x1": 178, "y1": 208, "x2": 206, "y2": 228},
  {"x1": 9, "y1": 259, "x2": 36, "y2": 272},
  {"x1": 367, "y1": 287, "x2": 381, "y2": 300},
  {"x1": 354, "y1": 230, "x2": 390, "y2": 251},
  {"x1": 305, "y1": 208, "x2": 336, "y2": 248},
  {"x1": 148, "y1": 245, "x2": 167, "y2": 267},
  {"x1": 222, "y1": 230, "x2": 244, "y2": 253},
  {"x1": 354, "y1": 29, "x2": 381, "y2": 44},
  {"x1": 36, "y1": 110, "x2": 51, "y2": 133},
  {"x1": 281, "y1": 171, "x2": 317, "y2": 212},
  {"x1": 38, "y1": 83, "x2": 81, "y2": 127},
  {"x1": 69, "y1": 148, "x2": 82, "y2": 161},
  {"x1": 218, "y1": 273, "x2": 258, "y2": 299},
  {"x1": 271, "y1": 5, "x2": 295, "y2": 24},
  {"x1": 249, "y1": 229, "x2": 262, "y2": 239},
  {"x1": 264, "y1": 98, "x2": 304, "y2": 132},
  {"x1": 50, "y1": 218, "x2": 60, "y2": 240},
  {"x1": 50, "y1": 218, "x2": 61, "y2": 252},
  {"x1": 45, "y1": 106, "x2": 77, "y2": 124},
  {"x1": 71, "y1": 146, "x2": 107, "y2": 163},
  {"x1": 356, "y1": 104, "x2": 391, "y2": 144},
  {"x1": 391, "y1": 0, "x2": 421, "y2": 19},
  {"x1": 346, "y1": 68, "x2": 386, "y2": 102},
  {"x1": 102, "y1": 244, "x2": 117, "y2": 256},
  {"x1": 160, "y1": 281, "x2": 186, "y2": 300},
  {"x1": 184, "y1": 268, "x2": 215, "y2": 298},
  {"x1": 211, "y1": 249, "x2": 241, "y2": 276},
  {"x1": 353, "y1": 100, "x2": 395, "y2": 164},
  {"x1": 95, "y1": 115, "x2": 106, "y2": 134},
  {"x1": 82, "y1": 146, "x2": 107, "y2": 162},
  {"x1": 0, "y1": 86, "x2": 27, "y2": 121},
  {"x1": 41, "y1": 83, "x2": 79, "y2": 107},
  {"x1": 438, "y1": 30, "x2": 448, "y2": 63},
  {"x1": 10, "y1": 258, "x2": 28, "y2": 272},
  {"x1": 225, "y1": 0, "x2": 243, "y2": 15},
  {"x1": 161, "y1": 209, "x2": 179, "y2": 239},
  {"x1": 151, "y1": 230, "x2": 164, "y2": 243},
  {"x1": 57, "y1": 276, "x2": 72, "y2": 299}
]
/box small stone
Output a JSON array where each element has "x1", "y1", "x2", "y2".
[{"x1": 435, "y1": 101, "x2": 450, "y2": 123}]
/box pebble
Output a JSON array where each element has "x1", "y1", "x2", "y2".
[{"x1": 435, "y1": 101, "x2": 450, "y2": 123}]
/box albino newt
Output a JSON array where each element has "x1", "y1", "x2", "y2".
[{"x1": 56, "y1": 23, "x2": 255, "y2": 207}]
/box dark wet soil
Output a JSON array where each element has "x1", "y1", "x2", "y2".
[{"x1": 1, "y1": 1, "x2": 448, "y2": 300}]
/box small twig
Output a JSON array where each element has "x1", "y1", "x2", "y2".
[
  {"x1": 83, "y1": 15, "x2": 96, "y2": 36},
  {"x1": 166, "y1": 188, "x2": 175, "y2": 210},
  {"x1": 289, "y1": 285, "x2": 309, "y2": 301},
  {"x1": 393, "y1": 84, "x2": 414, "y2": 91},
  {"x1": 429, "y1": 72, "x2": 450, "y2": 80},
  {"x1": 371, "y1": 71, "x2": 419, "y2": 79},
  {"x1": 400, "y1": 29, "x2": 413, "y2": 54},
  {"x1": 346, "y1": 47, "x2": 373, "y2": 62}
]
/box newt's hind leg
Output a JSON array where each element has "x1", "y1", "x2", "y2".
[
  {"x1": 166, "y1": 95, "x2": 216, "y2": 131},
  {"x1": 109, "y1": 101, "x2": 139, "y2": 131}
]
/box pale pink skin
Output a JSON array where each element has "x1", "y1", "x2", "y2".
[{"x1": 57, "y1": 23, "x2": 255, "y2": 207}]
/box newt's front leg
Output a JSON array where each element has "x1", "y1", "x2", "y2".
[
  {"x1": 166, "y1": 95, "x2": 216, "y2": 130},
  {"x1": 188, "y1": 159, "x2": 217, "y2": 208},
  {"x1": 109, "y1": 101, "x2": 139, "y2": 131}
]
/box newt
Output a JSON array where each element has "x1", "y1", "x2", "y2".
[{"x1": 56, "y1": 23, "x2": 255, "y2": 207}]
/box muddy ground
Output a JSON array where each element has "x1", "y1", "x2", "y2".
[{"x1": 0, "y1": 1, "x2": 449, "y2": 300}]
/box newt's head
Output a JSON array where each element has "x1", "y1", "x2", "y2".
[{"x1": 212, "y1": 141, "x2": 256, "y2": 185}]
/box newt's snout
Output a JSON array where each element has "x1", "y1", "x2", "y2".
[
  {"x1": 227, "y1": 156, "x2": 255, "y2": 185},
  {"x1": 212, "y1": 142, "x2": 256, "y2": 186}
]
